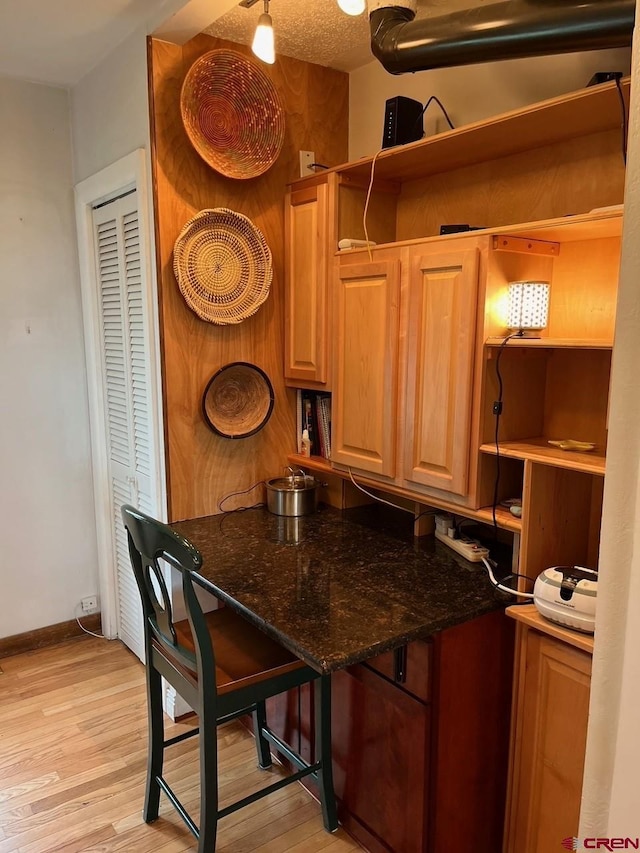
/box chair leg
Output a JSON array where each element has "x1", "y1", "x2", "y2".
[
  {"x1": 315, "y1": 675, "x2": 339, "y2": 832},
  {"x1": 253, "y1": 701, "x2": 272, "y2": 769},
  {"x1": 143, "y1": 665, "x2": 164, "y2": 823},
  {"x1": 197, "y1": 701, "x2": 219, "y2": 853}
]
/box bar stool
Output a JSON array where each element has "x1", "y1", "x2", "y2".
[{"x1": 121, "y1": 504, "x2": 338, "y2": 852}]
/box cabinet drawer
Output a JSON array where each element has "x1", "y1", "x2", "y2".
[{"x1": 363, "y1": 640, "x2": 431, "y2": 703}]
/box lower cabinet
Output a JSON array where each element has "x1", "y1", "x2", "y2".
[
  {"x1": 332, "y1": 656, "x2": 430, "y2": 853},
  {"x1": 331, "y1": 610, "x2": 514, "y2": 853},
  {"x1": 504, "y1": 612, "x2": 593, "y2": 853},
  {"x1": 265, "y1": 682, "x2": 314, "y2": 766},
  {"x1": 266, "y1": 611, "x2": 513, "y2": 852}
]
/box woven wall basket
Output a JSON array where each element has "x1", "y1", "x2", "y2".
[
  {"x1": 173, "y1": 208, "x2": 272, "y2": 325},
  {"x1": 202, "y1": 362, "x2": 274, "y2": 439},
  {"x1": 181, "y1": 49, "x2": 285, "y2": 180}
]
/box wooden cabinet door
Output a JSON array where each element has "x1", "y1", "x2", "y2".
[
  {"x1": 332, "y1": 662, "x2": 430, "y2": 853},
  {"x1": 284, "y1": 182, "x2": 329, "y2": 386},
  {"x1": 505, "y1": 630, "x2": 592, "y2": 853},
  {"x1": 332, "y1": 259, "x2": 401, "y2": 477},
  {"x1": 404, "y1": 248, "x2": 479, "y2": 496}
]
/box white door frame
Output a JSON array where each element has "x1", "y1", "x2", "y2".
[{"x1": 74, "y1": 149, "x2": 167, "y2": 639}]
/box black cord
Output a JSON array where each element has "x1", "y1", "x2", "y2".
[
  {"x1": 414, "y1": 95, "x2": 455, "y2": 138},
  {"x1": 218, "y1": 481, "x2": 265, "y2": 514},
  {"x1": 415, "y1": 508, "x2": 439, "y2": 521},
  {"x1": 487, "y1": 567, "x2": 535, "y2": 605},
  {"x1": 614, "y1": 76, "x2": 628, "y2": 166},
  {"x1": 491, "y1": 332, "x2": 522, "y2": 536}
]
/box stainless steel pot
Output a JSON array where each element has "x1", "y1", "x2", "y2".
[{"x1": 265, "y1": 468, "x2": 322, "y2": 517}]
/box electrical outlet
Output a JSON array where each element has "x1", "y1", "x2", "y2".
[
  {"x1": 81, "y1": 596, "x2": 99, "y2": 614},
  {"x1": 299, "y1": 150, "x2": 315, "y2": 178}
]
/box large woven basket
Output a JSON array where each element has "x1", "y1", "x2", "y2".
[
  {"x1": 181, "y1": 49, "x2": 285, "y2": 180},
  {"x1": 173, "y1": 208, "x2": 272, "y2": 325}
]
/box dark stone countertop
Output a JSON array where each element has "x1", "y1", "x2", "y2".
[{"x1": 171, "y1": 503, "x2": 510, "y2": 674}]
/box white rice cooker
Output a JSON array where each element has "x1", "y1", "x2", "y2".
[{"x1": 533, "y1": 566, "x2": 598, "y2": 634}]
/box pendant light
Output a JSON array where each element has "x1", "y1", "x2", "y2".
[
  {"x1": 252, "y1": 0, "x2": 275, "y2": 65},
  {"x1": 337, "y1": 0, "x2": 366, "y2": 14}
]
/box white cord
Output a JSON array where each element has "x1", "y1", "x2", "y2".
[
  {"x1": 347, "y1": 467, "x2": 437, "y2": 519},
  {"x1": 74, "y1": 604, "x2": 106, "y2": 639},
  {"x1": 481, "y1": 557, "x2": 535, "y2": 599},
  {"x1": 363, "y1": 148, "x2": 384, "y2": 262}
]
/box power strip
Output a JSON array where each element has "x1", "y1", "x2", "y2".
[{"x1": 434, "y1": 530, "x2": 490, "y2": 562}]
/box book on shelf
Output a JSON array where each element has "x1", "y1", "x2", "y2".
[{"x1": 296, "y1": 390, "x2": 332, "y2": 460}]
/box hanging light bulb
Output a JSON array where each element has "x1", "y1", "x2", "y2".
[
  {"x1": 252, "y1": 0, "x2": 275, "y2": 65},
  {"x1": 337, "y1": 0, "x2": 366, "y2": 15}
]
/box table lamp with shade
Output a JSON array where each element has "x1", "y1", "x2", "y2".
[{"x1": 507, "y1": 281, "x2": 550, "y2": 336}]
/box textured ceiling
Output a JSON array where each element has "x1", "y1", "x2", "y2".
[{"x1": 205, "y1": 0, "x2": 485, "y2": 72}]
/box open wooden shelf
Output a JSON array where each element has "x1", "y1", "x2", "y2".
[
  {"x1": 485, "y1": 337, "x2": 613, "y2": 350},
  {"x1": 302, "y1": 78, "x2": 630, "y2": 186},
  {"x1": 479, "y1": 438, "x2": 606, "y2": 475},
  {"x1": 507, "y1": 604, "x2": 594, "y2": 654},
  {"x1": 475, "y1": 505, "x2": 522, "y2": 533},
  {"x1": 331, "y1": 207, "x2": 623, "y2": 259},
  {"x1": 287, "y1": 453, "x2": 332, "y2": 474}
]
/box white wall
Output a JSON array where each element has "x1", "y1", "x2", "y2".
[
  {"x1": 71, "y1": 30, "x2": 151, "y2": 184},
  {"x1": 580, "y1": 6, "x2": 640, "y2": 838},
  {"x1": 0, "y1": 77, "x2": 98, "y2": 637},
  {"x1": 70, "y1": 0, "x2": 197, "y2": 182},
  {"x1": 349, "y1": 48, "x2": 632, "y2": 159}
]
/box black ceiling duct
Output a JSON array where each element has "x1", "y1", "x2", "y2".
[{"x1": 370, "y1": 0, "x2": 635, "y2": 75}]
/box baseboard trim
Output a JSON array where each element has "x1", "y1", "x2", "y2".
[{"x1": 0, "y1": 614, "x2": 103, "y2": 659}]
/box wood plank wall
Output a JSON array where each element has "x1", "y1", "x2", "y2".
[{"x1": 148, "y1": 35, "x2": 348, "y2": 521}]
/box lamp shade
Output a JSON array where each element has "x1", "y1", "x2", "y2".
[
  {"x1": 252, "y1": 12, "x2": 275, "y2": 64},
  {"x1": 338, "y1": 0, "x2": 366, "y2": 14},
  {"x1": 508, "y1": 281, "x2": 550, "y2": 331}
]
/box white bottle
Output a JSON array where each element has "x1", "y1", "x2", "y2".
[{"x1": 301, "y1": 428, "x2": 311, "y2": 457}]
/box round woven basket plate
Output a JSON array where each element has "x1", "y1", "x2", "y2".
[
  {"x1": 202, "y1": 362, "x2": 274, "y2": 439},
  {"x1": 181, "y1": 49, "x2": 285, "y2": 180},
  {"x1": 173, "y1": 208, "x2": 272, "y2": 325}
]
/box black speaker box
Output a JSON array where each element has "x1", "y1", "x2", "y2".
[{"x1": 382, "y1": 96, "x2": 423, "y2": 149}]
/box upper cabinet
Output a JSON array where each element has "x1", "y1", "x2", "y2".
[
  {"x1": 332, "y1": 255, "x2": 401, "y2": 477},
  {"x1": 284, "y1": 177, "x2": 333, "y2": 389},
  {"x1": 285, "y1": 79, "x2": 626, "y2": 529},
  {"x1": 332, "y1": 237, "x2": 486, "y2": 499},
  {"x1": 404, "y1": 245, "x2": 481, "y2": 496}
]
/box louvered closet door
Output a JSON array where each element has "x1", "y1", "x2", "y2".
[{"x1": 93, "y1": 192, "x2": 151, "y2": 661}]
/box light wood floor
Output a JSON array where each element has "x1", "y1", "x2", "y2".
[{"x1": 0, "y1": 636, "x2": 363, "y2": 852}]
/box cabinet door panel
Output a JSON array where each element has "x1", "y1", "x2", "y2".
[
  {"x1": 332, "y1": 260, "x2": 400, "y2": 476},
  {"x1": 506, "y1": 631, "x2": 592, "y2": 853},
  {"x1": 332, "y1": 663, "x2": 429, "y2": 853},
  {"x1": 405, "y1": 249, "x2": 479, "y2": 495},
  {"x1": 284, "y1": 183, "x2": 328, "y2": 385}
]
